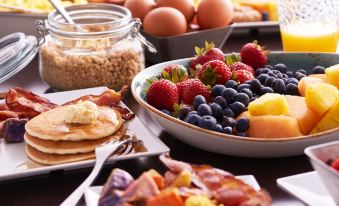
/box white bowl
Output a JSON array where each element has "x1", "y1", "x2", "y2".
[
  {"x1": 131, "y1": 53, "x2": 339, "y2": 158},
  {"x1": 305, "y1": 141, "x2": 339, "y2": 205}
]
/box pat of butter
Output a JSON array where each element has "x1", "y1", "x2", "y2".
[{"x1": 64, "y1": 100, "x2": 98, "y2": 124}]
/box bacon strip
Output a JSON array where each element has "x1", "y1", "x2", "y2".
[{"x1": 63, "y1": 86, "x2": 128, "y2": 106}]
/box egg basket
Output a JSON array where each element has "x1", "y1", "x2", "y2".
[{"x1": 142, "y1": 25, "x2": 234, "y2": 63}]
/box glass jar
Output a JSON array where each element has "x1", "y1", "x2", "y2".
[{"x1": 37, "y1": 3, "x2": 155, "y2": 90}]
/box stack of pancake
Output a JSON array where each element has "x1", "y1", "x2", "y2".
[{"x1": 24, "y1": 105, "x2": 124, "y2": 165}]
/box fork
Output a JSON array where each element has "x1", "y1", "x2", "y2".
[{"x1": 60, "y1": 138, "x2": 133, "y2": 206}]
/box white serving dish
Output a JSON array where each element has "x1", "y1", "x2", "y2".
[
  {"x1": 84, "y1": 175, "x2": 260, "y2": 206},
  {"x1": 0, "y1": 87, "x2": 169, "y2": 181},
  {"x1": 304, "y1": 141, "x2": 339, "y2": 205},
  {"x1": 131, "y1": 53, "x2": 339, "y2": 158},
  {"x1": 277, "y1": 171, "x2": 336, "y2": 206}
]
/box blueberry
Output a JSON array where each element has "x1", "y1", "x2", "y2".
[
  {"x1": 215, "y1": 124, "x2": 223, "y2": 133},
  {"x1": 297, "y1": 69, "x2": 307, "y2": 75},
  {"x1": 223, "y1": 126, "x2": 233, "y2": 135},
  {"x1": 282, "y1": 74, "x2": 289, "y2": 78},
  {"x1": 223, "y1": 108, "x2": 235, "y2": 118},
  {"x1": 222, "y1": 88, "x2": 237, "y2": 103},
  {"x1": 264, "y1": 76, "x2": 275, "y2": 87},
  {"x1": 230, "y1": 102, "x2": 246, "y2": 116},
  {"x1": 236, "y1": 132, "x2": 247, "y2": 137},
  {"x1": 193, "y1": 95, "x2": 206, "y2": 110},
  {"x1": 250, "y1": 79, "x2": 261, "y2": 94},
  {"x1": 211, "y1": 85, "x2": 226, "y2": 98},
  {"x1": 272, "y1": 79, "x2": 285, "y2": 94},
  {"x1": 236, "y1": 84, "x2": 251, "y2": 92},
  {"x1": 198, "y1": 103, "x2": 212, "y2": 116},
  {"x1": 257, "y1": 74, "x2": 269, "y2": 84},
  {"x1": 260, "y1": 86, "x2": 274, "y2": 94},
  {"x1": 273, "y1": 63, "x2": 287, "y2": 73},
  {"x1": 255, "y1": 68, "x2": 264, "y2": 76},
  {"x1": 240, "y1": 88, "x2": 253, "y2": 99},
  {"x1": 267, "y1": 71, "x2": 277, "y2": 78},
  {"x1": 179, "y1": 106, "x2": 192, "y2": 120},
  {"x1": 187, "y1": 111, "x2": 198, "y2": 118},
  {"x1": 243, "y1": 80, "x2": 252, "y2": 85},
  {"x1": 261, "y1": 68, "x2": 271, "y2": 74},
  {"x1": 265, "y1": 65, "x2": 273, "y2": 70},
  {"x1": 273, "y1": 70, "x2": 283, "y2": 79},
  {"x1": 225, "y1": 80, "x2": 238, "y2": 89},
  {"x1": 235, "y1": 93, "x2": 249, "y2": 106},
  {"x1": 210, "y1": 103, "x2": 223, "y2": 119},
  {"x1": 286, "y1": 71, "x2": 294, "y2": 77},
  {"x1": 287, "y1": 78, "x2": 299, "y2": 85},
  {"x1": 296, "y1": 74, "x2": 306, "y2": 81},
  {"x1": 282, "y1": 78, "x2": 290, "y2": 85},
  {"x1": 222, "y1": 117, "x2": 236, "y2": 127},
  {"x1": 313, "y1": 66, "x2": 325, "y2": 74},
  {"x1": 235, "y1": 117, "x2": 249, "y2": 132},
  {"x1": 162, "y1": 109, "x2": 171, "y2": 116},
  {"x1": 186, "y1": 114, "x2": 201, "y2": 126},
  {"x1": 250, "y1": 97, "x2": 257, "y2": 102},
  {"x1": 285, "y1": 83, "x2": 300, "y2": 96},
  {"x1": 198, "y1": 116, "x2": 217, "y2": 130},
  {"x1": 214, "y1": 96, "x2": 228, "y2": 108}
]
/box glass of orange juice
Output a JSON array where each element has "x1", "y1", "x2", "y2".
[{"x1": 277, "y1": 0, "x2": 338, "y2": 52}]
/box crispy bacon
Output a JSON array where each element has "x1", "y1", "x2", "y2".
[
  {"x1": 0, "y1": 110, "x2": 19, "y2": 121},
  {"x1": 112, "y1": 105, "x2": 135, "y2": 121},
  {"x1": 5, "y1": 88, "x2": 57, "y2": 119},
  {"x1": 64, "y1": 86, "x2": 128, "y2": 106}
]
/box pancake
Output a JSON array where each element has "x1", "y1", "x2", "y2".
[
  {"x1": 26, "y1": 144, "x2": 95, "y2": 165},
  {"x1": 25, "y1": 106, "x2": 123, "y2": 141},
  {"x1": 24, "y1": 127, "x2": 126, "y2": 155}
]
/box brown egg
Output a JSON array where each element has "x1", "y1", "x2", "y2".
[
  {"x1": 156, "y1": 0, "x2": 195, "y2": 22},
  {"x1": 197, "y1": 0, "x2": 234, "y2": 29},
  {"x1": 124, "y1": 0, "x2": 156, "y2": 21},
  {"x1": 143, "y1": 7, "x2": 187, "y2": 36}
]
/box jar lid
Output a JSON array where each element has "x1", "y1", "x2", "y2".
[{"x1": 0, "y1": 32, "x2": 38, "y2": 84}]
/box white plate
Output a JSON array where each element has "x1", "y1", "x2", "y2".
[
  {"x1": 277, "y1": 171, "x2": 336, "y2": 206},
  {"x1": 84, "y1": 175, "x2": 260, "y2": 206},
  {"x1": 131, "y1": 53, "x2": 339, "y2": 158},
  {"x1": 0, "y1": 87, "x2": 169, "y2": 181}
]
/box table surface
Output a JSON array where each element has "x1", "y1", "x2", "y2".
[{"x1": 0, "y1": 27, "x2": 312, "y2": 206}]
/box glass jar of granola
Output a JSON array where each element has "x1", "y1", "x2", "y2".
[{"x1": 37, "y1": 4, "x2": 156, "y2": 90}]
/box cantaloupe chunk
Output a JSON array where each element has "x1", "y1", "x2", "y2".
[
  {"x1": 311, "y1": 99, "x2": 339, "y2": 134},
  {"x1": 238, "y1": 112, "x2": 302, "y2": 138},
  {"x1": 248, "y1": 93, "x2": 289, "y2": 116},
  {"x1": 298, "y1": 76, "x2": 327, "y2": 96},
  {"x1": 305, "y1": 83, "x2": 338, "y2": 116},
  {"x1": 325, "y1": 65, "x2": 339, "y2": 89},
  {"x1": 285, "y1": 95, "x2": 322, "y2": 135}
]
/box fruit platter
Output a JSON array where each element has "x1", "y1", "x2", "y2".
[{"x1": 131, "y1": 42, "x2": 339, "y2": 157}]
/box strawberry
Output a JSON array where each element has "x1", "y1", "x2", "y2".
[
  {"x1": 146, "y1": 79, "x2": 179, "y2": 111},
  {"x1": 161, "y1": 64, "x2": 188, "y2": 83},
  {"x1": 189, "y1": 41, "x2": 224, "y2": 72},
  {"x1": 176, "y1": 80, "x2": 190, "y2": 102},
  {"x1": 198, "y1": 60, "x2": 232, "y2": 85},
  {"x1": 240, "y1": 40, "x2": 269, "y2": 69},
  {"x1": 232, "y1": 70, "x2": 254, "y2": 84},
  {"x1": 182, "y1": 79, "x2": 211, "y2": 104},
  {"x1": 331, "y1": 158, "x2": 339, "y2": 171},
  {"x1": 230, "y1": 62, "x2": 254, "y2": 74}
]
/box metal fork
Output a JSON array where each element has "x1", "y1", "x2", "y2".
[{"x1": 60, "y1": 138, "x2": 133, "y2": 206}]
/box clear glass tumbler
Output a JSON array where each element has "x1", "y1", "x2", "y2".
[{"x1": 277, "y1": 0, "x2": 338, "y2": 52}]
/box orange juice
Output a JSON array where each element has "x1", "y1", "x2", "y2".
[{"x1": 281, "y1": 23, "x2": 338, "y2": 52}]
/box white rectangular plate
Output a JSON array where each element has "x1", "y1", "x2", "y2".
[
  {"x1": 0, "y1": 87, "x2": 169, "y2": 181},
  {"x1": 84, "y1": 175, "x2": 260, "y2": 206},
  {"x1": 277, "y1": 171, "x2": 335, "y2": 206}
]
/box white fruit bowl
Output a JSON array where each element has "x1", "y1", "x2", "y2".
[{"x1": 131, "y1": 52, "x2": 339, "y2": 158}]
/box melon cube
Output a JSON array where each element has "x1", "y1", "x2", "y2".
[
  {"x1": 305, "y1": 83, "x2": 338, "y2": 116},
  {"x1": 325, "y1": 65, "x2": 339, "y2": 89},
  {"x1": 285, "y1": 95, "x2": 321, "y2": 135},
  {"x1": 238, "y1": 112, "x2": 302, "y2": 138},
  {"x1": 298, "y1": 76, "x2": 327, "y2": 97},
  {"x1": 248, "y1": 93, "x2": 289, "y2": 116},
  {"x1": 311, "y1": 99, "x2": 339, "y2": 134}
]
